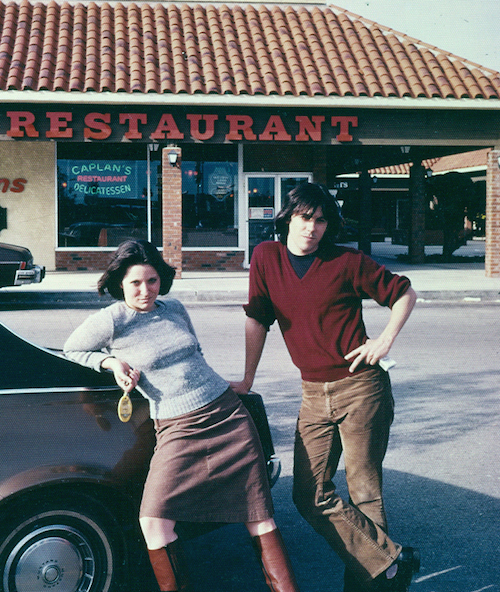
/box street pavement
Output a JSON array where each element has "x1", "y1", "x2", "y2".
[
  {"x1": 1, "y1": 299, "x2": 498, "y2": 592},
  {"x1": 1, "y1": 239, "x2": 500, "y2": 305},
  {"x1": 0, "y1": 240, "x2": 499, "y2": 591}
]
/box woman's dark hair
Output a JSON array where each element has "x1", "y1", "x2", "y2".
[
  {"x1": 275, "y1": 182, "x2": 342, "y2": 247},
  {"x1": 97, "y1": 240, "x2": 176, "y2": 299}
]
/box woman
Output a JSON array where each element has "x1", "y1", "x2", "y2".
[{"x1": 64, "y1": 239, "x2": 299, "y2": 592}]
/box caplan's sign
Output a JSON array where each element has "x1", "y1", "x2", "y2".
[{"x1": 1, "y1": 107, "x2": 358, "y2": 144}]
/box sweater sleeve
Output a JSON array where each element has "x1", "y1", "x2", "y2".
[
  {"x1": 352, "y1": 251, "x2": 411, "y2": 308},
  {"x1": 63, "y1": 307, "x2": 116, "y2": 372},
  {"x1": 243, "y1": 243, "x2": 277, "y2": 329}
]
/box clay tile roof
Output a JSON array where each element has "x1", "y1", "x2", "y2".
[
  {"x1": 0, "y1": 0, "x2": 498, "y2": 99},
  {"x1": 370, "y1": 149, "x2": 491, "y2": 176},
  {"x1": 431, "y1": 148, "x2": 490, "y2": 173},
  {"x1": 370, "y1": 159, "x2": 438, "y2": 176}
]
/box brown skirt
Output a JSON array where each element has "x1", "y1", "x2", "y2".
[{"x1": 139, "y1": 388, "x2": 274, "y2": 523}]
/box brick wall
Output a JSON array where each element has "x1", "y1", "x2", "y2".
[
  {"x1": 56, "y1": 250, "x2": 115, "y2": 271},
  {"x1": 182, "y1": 250, "x2": 244, "y2": 270},
  {"x1": 486, "y1": 150, "x2": 500, "y2": 277},
  {"x1": 162, "y1": 147, "x2": 183, "y2": 277},
  {"x1": 56, "y1": 249, "x2": 245, "y2": 271}
]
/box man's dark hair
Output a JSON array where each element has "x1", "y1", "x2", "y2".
[
  {"x1": 275, "y1": 182, "x2": 342, "y2": 247},
  {"x1": 97, "y1": 240, "x2": 176, "y2": 299}
]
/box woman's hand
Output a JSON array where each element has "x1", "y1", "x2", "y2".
[{"x1": 101, "y1": 357, "x2": 140, "y2": 393}]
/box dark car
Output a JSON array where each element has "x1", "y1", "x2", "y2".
[
  {"x1": 59, "y1": 222, "x2": 138, "y2": 247},
  {"x1": 0, "y1": 321, "x2": 280, "y2": 592},
  {"x1": 0, "y1": 243, "x2": 45, "y2": 288}
]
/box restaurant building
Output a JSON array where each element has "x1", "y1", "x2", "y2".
[{"x1": 0, "y1": 0, "x2": 499, "y2": 275}]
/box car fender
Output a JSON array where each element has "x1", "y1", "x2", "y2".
[{"x1": 0, "y1": 463, "x2": 128, "y2": 506}]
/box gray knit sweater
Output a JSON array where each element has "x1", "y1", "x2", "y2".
[{"x1": 63, "y1": 298, "x2": 229, "y2": 419}]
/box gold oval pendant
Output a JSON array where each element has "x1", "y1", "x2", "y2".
[{"x1": 117, "y1": 393, "x2": 133, "y2": 422}]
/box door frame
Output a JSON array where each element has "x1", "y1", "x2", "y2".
[{"x1": 242, "y1": 172, "x2": 312, "y2": 267}]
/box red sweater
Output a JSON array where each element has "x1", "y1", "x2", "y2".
[{"x1": 244, "y1": 241, "x2": 411, "y2": 382}]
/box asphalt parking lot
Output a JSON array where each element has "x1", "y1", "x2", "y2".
[{"x1": 0, "y1": 298, "x2": 498, "y2": 592}]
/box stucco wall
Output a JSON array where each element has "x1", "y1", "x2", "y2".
[{"x1": 0, "y1": 142, "x2": 56, "y2": 270}]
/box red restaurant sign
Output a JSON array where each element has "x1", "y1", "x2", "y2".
[{"x1": 3, "y1": 109, "x2": 358, "y2": 144}]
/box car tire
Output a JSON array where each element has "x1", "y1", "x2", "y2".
[{"x1": 0, "y1": 492, "x2": 128, "y2": 592}]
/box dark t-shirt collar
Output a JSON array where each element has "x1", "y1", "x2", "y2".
[{"x1": 286, "y1": 247, "x2": 317, "y2": 279}]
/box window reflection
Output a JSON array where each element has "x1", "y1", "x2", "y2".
[
  {"x1": 57, "y1": 145, "x2": 162, "y2": 248},
  {"x1": 182, "y1": 161, "x2": 238, "y2": 247}
]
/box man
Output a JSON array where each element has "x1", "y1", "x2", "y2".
[{"x1": 231, "y1": 183, "x2": 419, "y2": 591}]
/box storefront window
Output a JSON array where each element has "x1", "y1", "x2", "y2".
[
  {"x1": 182, "y1": 157, "x2": 238, "y2": 248},
  {"x1": 57, "y1": 144, "x2": 162, "y2": 248}
]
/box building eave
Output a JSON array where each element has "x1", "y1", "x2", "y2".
[{"x1": 1, "y1": 90, "x2": 499, "y2": 111}]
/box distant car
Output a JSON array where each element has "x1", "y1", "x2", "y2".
[
  {"x1": 0, "y1": 243, "x2": 45, "y2": 288},
  {"x1": 59, "y1": 222, "x2": 136, "y2": 247},
  {"x1": 0, "y1": 320, "x2": 280, "y2": 592}
]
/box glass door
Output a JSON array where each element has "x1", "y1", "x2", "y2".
[
  {"x1": 245, "y1": 174, "x2": 312, "y2": 262},
  {"x1": 247, "y1": 176, "x2": 276, "y2": 259}
]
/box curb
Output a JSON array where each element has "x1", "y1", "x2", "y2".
[
  {"x1": 415, "y1": 291, "x2": 500, "y2": 302},
  {"x1": 1, "y1": 289, "x2": 500, "y2": 307},
  {"x1": 0, "y1": 289, "x2": 249, "y2": 307}
]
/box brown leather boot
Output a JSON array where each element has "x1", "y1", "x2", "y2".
[
  {"x1": 251, "y1": 529, "x2": 300, "y2": 592},
  {"x1": 148, "y1": 539, "x2": 190, "y2": 591}
]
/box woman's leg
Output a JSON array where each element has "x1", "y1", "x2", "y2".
[
  {"x1": 246, "y1": 519, "x2": 300, "y2": 592},
  {"x1": 140, "y1": 517, "x2": 178, "y2": 549},
  {"x1": 140, "y1": 517, "x2": 189, "y2": 592},
  {"x1": 245, "y1": 518, "x2": 277, "y2": 537}
]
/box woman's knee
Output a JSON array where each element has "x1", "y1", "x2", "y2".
[
  {"x1": 139, "y1": 517, "x2": 178, "y2": 550},
  {"x1": 245, "y1": 518, "x2": 276, "y2": 537}
]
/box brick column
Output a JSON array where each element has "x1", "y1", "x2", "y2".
[
  {"x1": 162, "y1": 147, "x2": 183, "y2": 277},
  {"x1": 486, "y1": 150, "x2": 500, "y2": 277}
]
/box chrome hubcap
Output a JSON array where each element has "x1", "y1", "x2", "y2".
[{"x1": 5, "y1": 526, "x2": 95, "y2": 592}]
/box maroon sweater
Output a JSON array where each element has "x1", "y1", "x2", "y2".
[{"x1": 244, "y1": 241, "x2": 411, "y2": 382}]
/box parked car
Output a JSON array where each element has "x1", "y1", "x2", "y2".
[
  {"x1": 59, "y1": 222, "x2": 137, "y2": 247},
  {"x1": 0, "y1": 320, "x2": 280, "y2": 592},
  {"x1": 0, "y1": 243, "x2": 45, "y2": 288}
]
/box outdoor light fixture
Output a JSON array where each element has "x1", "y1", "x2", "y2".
[
  {"x1": 168, "y1": 150, "x2": 178, "y2": 167},
  {"x1": 400, "y1": 146, "x2": 411, "y2": 154}
]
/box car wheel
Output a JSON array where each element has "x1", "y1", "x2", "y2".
[{"x1": 0, "y1": 493, "x2": 127, "y2": 592}]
